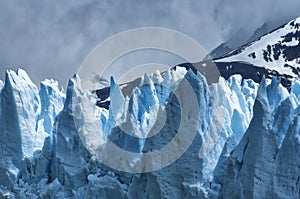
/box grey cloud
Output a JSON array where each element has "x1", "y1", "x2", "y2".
[
  {"x1": 214, "y1": 0, "x2": 300, "y2": 47},
  {"x1": 0, "y1": 0, "x2": 298, "y2": 87}
]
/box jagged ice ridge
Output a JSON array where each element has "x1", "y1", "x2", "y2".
[{"x1": 0, "y1": 66, "x2": 299, "y2": 198}]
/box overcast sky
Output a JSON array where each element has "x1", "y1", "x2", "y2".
[{"x1": 0, "y1": 0, "x2": 300, "y2": 87}]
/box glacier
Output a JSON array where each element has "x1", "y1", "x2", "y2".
[
  {"x1": 0, "y1": 67, "x2": 299, "y2": 198},
  {"x1": 0, "y1": 69, "x2": 65, "y2": 192},
  {"x1": 222, "y1": 77, "x2": 300, "y2": 199}
]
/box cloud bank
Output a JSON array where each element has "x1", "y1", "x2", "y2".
[{"x1": 0, "y1": 0, "x2": 299, "y2": 87}]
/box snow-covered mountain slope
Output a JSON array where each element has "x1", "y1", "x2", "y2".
[
  {"x1": 0, "y1": 65, "x2": 299, "y2": 198},
  {"x1": 189, "y1": 17, "x2": 300, "y2": 90},
  {"x1": 204, "y1": 22, "x2": 271, "y2": 60}
]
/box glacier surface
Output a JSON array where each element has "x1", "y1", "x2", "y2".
[{"x1": 0, "y1": 68, "x2": 299, "y2": 198}]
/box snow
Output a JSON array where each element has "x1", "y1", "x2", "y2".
[{"x1": 216, "y1": 17, "x2": 300, "y2": 78}]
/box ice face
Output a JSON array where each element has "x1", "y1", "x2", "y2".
[
  {"x1": 221, "y1": 77, "x2": 300, "y2": 199},
  {"x1": 0, "y1": 67, "x2": 299, "y2": 198},
  {"x1": 0, "y1": 70, "x2": 66, "y2": 188},
  {"x1": 36, "y1": 79, "x2": 65, "y2": 156},
  {"x1": 37, "y1": 79, "x2": 65, "y2": 135},
  {"x1": 0, "y1": 69, "x2": 44, "y2": 159}
]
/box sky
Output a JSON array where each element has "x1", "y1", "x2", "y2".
[{"x1": 0, "y1": 0, "x2": 300, "y2": 88}]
